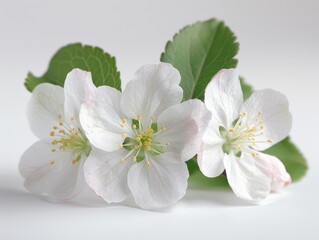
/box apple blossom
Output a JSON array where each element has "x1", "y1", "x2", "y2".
[
  {"x1": 80, "y1": 63, "x2": 211, "y2": 210},
  {"x1": 19, "y1": 69, "x2": 95, "y2": 200},
  {"x1": 197, "y1": 69, "x2": 292, "y2": 201}
]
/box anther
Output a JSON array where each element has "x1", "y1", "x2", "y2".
[
  {"x1": 122, "y1": 118, "x2": 127, "y2": 123},
  {"x1": 120, "y1": 157, "x2": 125, "y2": 163},
  {"x1": 51, "y1": 149, "x2": 56, "y2": 152},
  {"x1": 133, "y1": 156, "x2": 137, "y2": 162},
  {"x1": 146, "y1": 161, "x2": 151, "y2": 167},
  {"x1": 121, "y1": 133, "x2": 127, "y2": 138},
  {"x1": 50, "y1": 131, "x2": 55, "y2": 137},
  {"x1": 50, "y1": 161, "x2": 55, "y2": 165},
  {"x1": 53, "y1": 126, "x2": 58, "y2": 130},
  {"x1": 132, "y1": 124, "x2": 137, "y2": 129},
  {"x1": 59, "y1": 122, "x2": 63, "y2": 126},
  {"x1": 118, "y1": 143, "x2": 123, "y2": 148},
  {"x1": 58, "y1": 114, "x2": 62, "y2": 119},
  {"x1": 229, "y1": 128, "x2": 234, "y2": 133},
  {"x1": 161, "y1": 126, "x2": 166, "y2": 131},
  {"x1": 137, "y1": 115, "x2": 142, "y2": 121},
  {"x1": 150, "y1": 116, "x2": 155, "y2": 121},
  {"x1": 267, "y1": 139, "x2": 273, "y2": 143},
  {"x1": 258, "y1": 111, "x2": 263, "y2": 115},
  {"x1": 120, "y1": 123, "x2": 125, "y2": 128}
]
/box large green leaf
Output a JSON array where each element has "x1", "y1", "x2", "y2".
[
  {"x1": 25, "y1": 43, "x2": 121, "y2": 91},
  {"x1": 160, "y1": 18, "x2": 239, "y2": 101}
]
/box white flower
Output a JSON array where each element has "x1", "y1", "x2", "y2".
[
  {"x1": 80, "y1": 63, "x2": 211, "y2": 210},
  {"x1": 19, "y1": 69, "x2": 95, "y2": 200},
  {"x1": 197, "y1": 69, "x2": 292, "y2": 201}
]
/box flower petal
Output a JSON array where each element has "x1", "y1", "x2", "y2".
[
  {"x1": 127, "y1": 152, "x2": 188, "y2": 210},
  {"x1": 224, "y1": 152, "x2": 271, "y2": 201},
  {"x1": 27, "y1": 83, "x2": 64, "y2": 139},
  {"x1": 197, "y1": 120, "x2": 225, "y2": 177},
  {"x1": 204, "y1": 69, "x2": 243, "y2": 128},
  {"x1": 64, "y1": 68, "x2": 96, "y2": 123},
  {"x1": 155, "y1": 99, "x2": 211, "y2": 161},
  {"x1": 80, "y1": 87, "x2": 131, "y2": 152},
  {"x1": 197, "y1": 143, "x2": 225, "y2": 178},
  {"x1": 255, "y1": 152, "x2": 291, "y2": 192},
  {"x1": 19, "y1": 140, "x2": 87, "y2": 200},
  {"x1": 241, "y1": 89, "x2": 292, "y2": 150},
  {"x1": 83, "y1": 148, "x2": 133, "y2": 203},
  {"x1": 120, "y1": 63, "x2": 183, "y2": 127}
]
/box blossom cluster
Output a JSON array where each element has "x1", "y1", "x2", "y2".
[{"x1": 20, "y1": 63, "x2": 292, "y2": 210}]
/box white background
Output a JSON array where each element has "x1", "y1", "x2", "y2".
[{"x1": 0, "y1": 0, "x2": 318, "y2": 239}]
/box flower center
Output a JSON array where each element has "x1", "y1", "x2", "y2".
[
  {"x1": 49, "y1": 114, "x2": 91, "y2": 165},
  {"x1": 136, "y1": 128, "x2": 154, "y2": 151},
  {"x1": 119, "y1": 115, "x2": 169, "y2": 167},
  {"x1": 220, "y1": 111, "x2": 272, "y2": 157}
]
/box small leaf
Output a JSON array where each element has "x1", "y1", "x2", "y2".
[
  {"x1": 25, "y1": 43, "x2": 121, "y2": 92},
  {"x1": 240, "y1": 77, "x2": 253, "y2": 100},
  {"x1": 161, "y1": 18, "x2": 239, "y2": 101},
  {"x1": 187, "y1": 160, "x2": 229, "y2": 189},
  {"x1": 264, "y1": 137, "x2": 308, "y2": 181}
]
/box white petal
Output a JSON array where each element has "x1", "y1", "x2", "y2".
[
  {"x1": 255, "y1": 152, "x2": 291, "y2": 192},
  {"x1": 197, "y1": 118, "x2": 225, "y2": 177},
  {"x1": 127, "y1": 152, "x2": 188, "y2": 210},
  {"x1": 19, "y1": 140, "x2": 87, "y2": 200},
  {"x1": 120, "y1": 63, "x2": 183, "y2": 127},
  {"x1": 27, "y1": 83, "x2": 64, "y2": 139},
  {"x1": 241, "y1": 89, "x2": 292, "y2": 150},
  {"x1": 224, "y1": 152, "x2": 271, "y2": 201},
  {"x1": 197, "y1": 142, "x2": 225, "y2": 178},
  {"x1": 80, "y1": 87, "x2": 131, "y2": 152},
  {"x1": 83, "y1": 148, "x2": 133, "y2": 203},
  {"x1": 64, "y1": 68, "x2": 96, "y2": 123},
  {"x1": 155, "y1": 99, "x2": 211, "y2": 161},
  {"x1": 204, "y1": 69, "x2": 243, "y2": 128}
]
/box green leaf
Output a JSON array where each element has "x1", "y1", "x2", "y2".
[
  {"x1": 240, "y1": 77, "x2": 253, "y2": 100},
  {"x1": 264, "y1": 137, "x2": 308, "y2": 181},
  {"x1": 187, "y1": 160, "x2": 229, "y2": 189},
  {"x1": 25, "y1": 43, "x2": 121, "y2": 92},
  {"x1": 160, "y1": 18, "x2": 239, "y2": 101}
]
